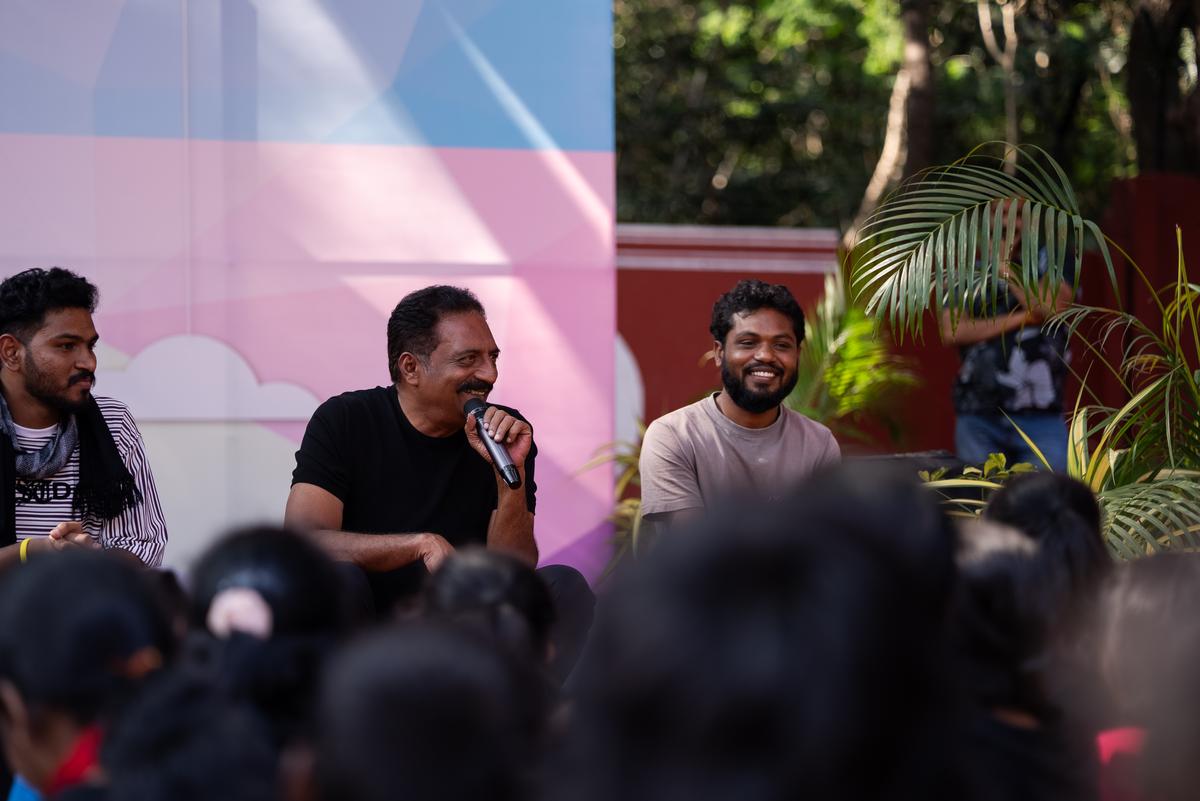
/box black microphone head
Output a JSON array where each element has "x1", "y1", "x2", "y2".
[{"x1": 463, "y1": 397, "x2": 488, "y2": 417}]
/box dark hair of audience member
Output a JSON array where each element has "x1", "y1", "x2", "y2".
[
  {"x1": 982, "y1": 472, "x2": 1111, "y2": 736},
  {"x1": 983, "y1": 472, "x2": 1110, "y2": 608},
  {"x1": 422, "y1": 547, "x2": 555, "y2": 665},
  {"x1": 313, "y1": 623, "x2": 550, "y2": 801},
  {"x1": 0, "y1": 267, "x2": 98, "y2": 342},
  {"x1": 0, "y1": 551, "x2": 174, "y2": 795},
  {"x1": 558, "y1": 466, "x2": 968, "y2": 801},
  {"x1": 101, "y1": 666, "x2": 278, "y2": 801},
  {"x1": 795, "y1": 464, "x2": 959, "y2": 612},
  {"x1": 1094, "y1": 553, "x2": 1200, "y2": 801},
  {"x1": 954, "y1": 520, "x2": 1059, "y2": 717},
  {"x1": 189, "y1": 525, "x2": 351, "y2": 637},
  {"x1": 185, "y1": 525, "x2": 352, "y2": 746},
  {"x1": 952, "y1": 520, "x2": 1098, "y2": 801}
]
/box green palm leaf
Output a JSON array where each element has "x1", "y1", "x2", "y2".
[
  {"x1": 1100, "y1": 477, "x2": 1200, "y2": 557},
  {"x1": 850, "y1": 144, "x2": 1108, "y2": 334},
  {"x1": 786, "y1": 271, "x2": 919, "y2": 442},
  {"x1": 895, "y1": 147, "x2": 1200, "y2": 564},
  {"x1": 1052, "y1": 292, "x2": 1200, "y2": 482}
]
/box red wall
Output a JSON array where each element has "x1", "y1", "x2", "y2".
[
  {"x1": 886, "y1": 316, "x2": 960, "y2": 455},
  {"x1": 1080, "y1": 174, "x2": 1200, "y2": 411}
]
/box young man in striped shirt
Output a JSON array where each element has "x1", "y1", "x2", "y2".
[{"x1": 0, "y1": 268, "x2": 167, "y2": 568}]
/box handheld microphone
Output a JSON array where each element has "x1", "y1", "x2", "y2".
[{"x1": 463, "y1": 398, "x2": 522, "y2": 490}]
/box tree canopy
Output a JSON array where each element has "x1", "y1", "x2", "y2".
[{"x1": 615, "y1": 0, "x2": 1157, "y2": 230}]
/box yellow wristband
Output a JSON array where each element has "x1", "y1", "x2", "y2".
[{"x1": 19, "y1": 538, "x2": 30, "y2": 564}]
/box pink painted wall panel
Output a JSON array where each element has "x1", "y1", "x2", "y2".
[{"x1": 0, "y1": 132, "x2": 616, "y2": 578}]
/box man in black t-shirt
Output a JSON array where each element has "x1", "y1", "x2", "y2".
[{"x1": 286, "y1": 285, "x2": 540, "y2": 606}]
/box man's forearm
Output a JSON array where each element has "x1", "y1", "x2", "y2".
[
  {"x1": 487, "y1": 469, "x2": 537, "y2": 565},
  {"x1": 303, "y1": 528, "x2": 437, "y2": 572},
  {"x1": 941, "y1": 309, "x2": 1034, "y2": 346}
]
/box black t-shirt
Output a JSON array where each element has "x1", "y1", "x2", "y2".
[{"x1": 291, "y1": 386, "x2": 537, "y2": 600}]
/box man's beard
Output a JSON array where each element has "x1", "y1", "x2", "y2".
[
  {"x1": 24, "y1": 354, "x2": 94, "y2": 415},
  {"x1": 720, "y1": 362, "x2": 797, "y2": 415}
]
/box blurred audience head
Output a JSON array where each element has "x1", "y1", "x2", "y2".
[
  {"x1": 1096, "y1": 552, "x2": 1200, "y2": 722},
  {"x1": 422, "y1": 547, "x2": 555, "y2": 665},
  {"x1": 0, "y1": 551, "x2": 173, "y2": 791},
  {"x1": 1093, "y1": 553, "x2": 1200, "y2": 801},
  {"x1": 561, "y1": 465, "x2": 964, "y2": 801},
  {"x1": 186, "y1": 525, "x2": 352, "y2": 747},
  {"x1": 313, "y1": 622, "x2": 548, "y2": 801},
  {"x1": 953, "y1": 518, "x2": 1057, "y2": 717},
  {"x1": 190, "y1": 525, "x2": 350, "y2": 639},
  {"x1": 102, "y1": 666, "x2": 278, "y2": 801},
  {"x1": 983, "y1": 472, "x2": 1109, "y2": 603}
]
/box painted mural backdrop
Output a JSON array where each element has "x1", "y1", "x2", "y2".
[{"x1": 0, "y1": 1, "x2": 615, "y2": 579}]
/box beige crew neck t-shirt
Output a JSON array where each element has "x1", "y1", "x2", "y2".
[{"x1": 639, "y1": 394, "x2": 840, "y2": 516}]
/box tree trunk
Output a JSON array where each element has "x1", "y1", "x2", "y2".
[
  {"x1": 842, "y1": 71, "x2": 910, "y2": 249},
  {"x1": 1051, "y1": 72, "x2": 1088, "y2": 174},
  {"x1": 901, "y1": 0, "x2": 935, "y2": 182},
  {"x1": 977, "y1": 0, "x2": 1021, "y2": 173},
  {"x1": 1127, "y1": 0, "x2": 1200, "y2": 172},
  {"x1": 843, "y1": 0, "x2": 933, "y2": 248}
]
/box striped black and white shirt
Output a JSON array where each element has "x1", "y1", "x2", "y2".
[{"x1": 13, "y1": 396, "x2": 167, "y2": 567}]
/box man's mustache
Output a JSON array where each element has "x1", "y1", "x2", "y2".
[
  {"x1": 457, "y1": 380, "x2": 493, "y2": 394},
  {"x1": 69, "y1": 371, "x2": 95, "y2": 387}
]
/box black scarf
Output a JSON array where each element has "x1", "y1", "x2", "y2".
[{"x1": 0, "y1": 396, "x2": 142, "y2": 545}]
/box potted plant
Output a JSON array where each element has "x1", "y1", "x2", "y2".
[{"x1": 852, "y1": 143, "x2": 1200, "y2": 557}]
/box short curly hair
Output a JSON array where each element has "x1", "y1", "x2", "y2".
[
  {"x1": 386, "y1": 285, "x2": 486, "y2": 380},
  {"x1": 709, "y1": 279, "x2": 805, "y2": 346},
  {"x1": 0, "y1": 267, "x2": 98, "y2": 342}
]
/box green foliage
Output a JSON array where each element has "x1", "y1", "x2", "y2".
[
  {"x1": 1100, "y1": 478, "x2": 1200, "y2": 558},
  {"x1": 578, "y1": 424, "x2": 646, "y2": 574},
  {"x1": 923, "y1": 452, "x2": 1035, "y2": 518},
  {"x1": 853, "y1": 143, "x2": 1110, "y2": 335},
  {"x1": 858, "y1": 0, "x2": 902, "y2": 75},
  {"x1": 1055, "y1": 228, "x2": 1200, "y2": 489},
  {"x1": 863, "y1": 149, "x2": 1200, "y2": 557},
  {"x1": 615, "y1": 0, "x2": 897, "y2": 226},
  {"x1": 786, "y1": 270, "x2": 920, "y2": 443},
  {"x1": 615, "y1": 0, "x2": 1135, "y2": 227}
]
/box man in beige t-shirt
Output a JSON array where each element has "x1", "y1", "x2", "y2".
[{"x1": 640, "y1": 279, "x2": 839, "y2": 530}]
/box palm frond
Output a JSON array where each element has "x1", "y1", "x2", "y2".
[
  {"x1": 876, "y1": 152, "x2": 1200, "y2": 563},
  {"x1": 1001, "y1": 411, "x2": 1052, "y2": 471},
  {"x1": 1100, "y1": 477, "x2": 1200, "y2": 557},
  {"x1": 787, "y1": 271, "x2": 919, "y2": 442},
  {"x1": 851, "y1": 144, "x2": 1111, "y2": 335}
]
